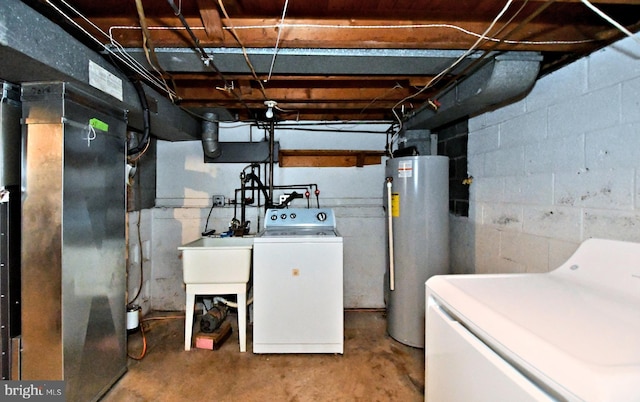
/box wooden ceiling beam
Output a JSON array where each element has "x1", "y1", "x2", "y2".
[
  {"x1": 182, "y1": 107, "x2": 395, "y2": 122},
  {"x1": 95, "y1": 17, "x2": 608, "y2": 51},
  {"x1": 170, "y1": 73, "x2": 437, "y2": 82},
  {"x1": 196, "y1": 0, "x2": 224, "y2": 41},
  {"x1": 180, "y1": 98, "x2": 421, "y2": 111},
  {"x1": 176, "y1": 86, "x2": 429, "y2": 101}
]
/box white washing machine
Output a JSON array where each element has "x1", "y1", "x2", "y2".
[
  {"x1": 425, "y1": 238, "x2": 640, "y2": 401},
  {"x1": 253, "y1": 208, "x2": 343, "y2": 354}
]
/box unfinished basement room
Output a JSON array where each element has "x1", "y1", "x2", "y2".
[{"x1": 1, "y1": 0, "x2": 640, "y2": 401}]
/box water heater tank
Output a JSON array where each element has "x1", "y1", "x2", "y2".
[{"x1": 384, "y1": 155, "x2": 449, "y2": 348}]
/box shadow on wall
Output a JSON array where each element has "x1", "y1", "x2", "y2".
[{"x1": 153, "y1": 147, "x2": 221, "y2": 311}]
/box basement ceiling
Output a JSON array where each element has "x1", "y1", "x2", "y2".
[{"x1": 21, "y1": 0, "x2": 640, "y2": 124}]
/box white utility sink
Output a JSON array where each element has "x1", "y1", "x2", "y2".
[{"x1": 178, "y1": 237, "x2": 254, "y2": 284}]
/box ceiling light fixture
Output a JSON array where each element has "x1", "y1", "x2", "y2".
[{"x1": 264, "y1": 100, "x2": 277, "y2": 119}]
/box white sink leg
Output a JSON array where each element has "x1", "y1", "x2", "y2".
[
  {"x1": 185, "y1": 284, "x2": 196, "y2": 351},
  {"x1": 238, "y1": 291, "x2": 247, "y2": 352}
]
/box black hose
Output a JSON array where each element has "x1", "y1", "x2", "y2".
[
  {"x1": 128, "y1": 80, "x2": 150, "y2": 156},
  {"x1": 245, "y1": 173, "x2": 273, "y2": 207}
]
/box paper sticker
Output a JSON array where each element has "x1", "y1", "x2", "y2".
[
  {"x1": 398, "y1": 160, "x2": 413, "y2": 178},
  {"x1": 89, "y1": 60, "x2": 123, "y2": 101},
  {"x1": 391, "y1": 193, "x2": 400, "y2": 217}
]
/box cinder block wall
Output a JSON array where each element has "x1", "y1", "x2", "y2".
[{"x1": 456, "y1": 36, "x2": 640, "y2": 274}]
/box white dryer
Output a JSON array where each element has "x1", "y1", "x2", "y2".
[
  {"x1": 426, "y1": 238, "x2": 640, "y2": 401},
  {"x1": 253, "y1": 208, "x2": 343, "y2": 354}
]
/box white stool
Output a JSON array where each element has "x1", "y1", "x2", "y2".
[{"x1": 184, "y1": 283, "x2": 247, "y2": 352}]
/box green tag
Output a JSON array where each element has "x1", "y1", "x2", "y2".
[{"x1": 89, "y1": 118, "x2": 109, "y2": 132}]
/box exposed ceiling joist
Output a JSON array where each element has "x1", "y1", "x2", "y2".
[
  {"x1": 0, "y1": 0, "x2": 200, "y2": 141},
  {"x1": 102, "y1": 16, "x2": 615, "y2": 52},
  {"x1": 9, "y1": 0, "x2": 640, "y2": 132}
]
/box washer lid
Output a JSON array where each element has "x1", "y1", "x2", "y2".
[{"x1": 427, "y1": 239, "x2": 640, "y2": 402}]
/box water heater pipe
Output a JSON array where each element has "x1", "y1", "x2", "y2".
[{"x1": 386, "y1": 178, "x2": 395, "y2": 291}]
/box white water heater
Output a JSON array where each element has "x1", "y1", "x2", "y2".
[{"x1": 384, "y1": 155, "x2": 449, "y2": 348}]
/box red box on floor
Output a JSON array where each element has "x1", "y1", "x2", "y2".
[{"x1": 194, "y1": 321, "x2": 232, "y2": 350}]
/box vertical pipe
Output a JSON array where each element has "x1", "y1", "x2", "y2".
[
  {"x1": 201, "y1": 112, "x2": 221, "y2": 159},
  {"x1": 240, "y1": 171, "x2": 246, "y2": 228},
  {"x1": 268, "y1": 120, "x2": 275, "y2": 203},
  {"x1": 386, "y1": 178, "x2": 395, "y2": 291}
]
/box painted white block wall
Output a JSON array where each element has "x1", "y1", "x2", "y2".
[
  {"x1": 150, "y1": 124, "x2": 389, "y2": 310},
  {"x1": 459, "y1": 36, "x2": 640, "y2": 274}
]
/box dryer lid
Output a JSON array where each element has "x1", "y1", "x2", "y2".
[{"x1": 427, "y1": 239, "x2": 640, "y2": 402}]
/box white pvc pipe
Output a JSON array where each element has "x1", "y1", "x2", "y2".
[
  {"x1": 213, "y1": 295, "x2": 253, "y2": 308},
  {"x1": 386, "y1": 180, "x2": 395, "y2": 291}
]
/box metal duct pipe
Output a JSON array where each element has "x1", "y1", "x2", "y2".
[
  {"x1": 201, "y1": 112, "x2": 222, "y2": 159},
  {"x1": 403, "y1": 52, "x2": 542, "y2": 131}
]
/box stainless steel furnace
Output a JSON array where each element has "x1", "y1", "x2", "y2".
[{"x1": 21, "y1": 82, "x2": 127, "y2": 401}]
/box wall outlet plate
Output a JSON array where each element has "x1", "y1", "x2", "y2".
[{"x1": 212, "y1": 195, "x2": 225, "y2": 206}]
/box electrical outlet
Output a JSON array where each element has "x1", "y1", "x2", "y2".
[{"x1": 212, "y1": 195, "x2": 225, "y2": 207}]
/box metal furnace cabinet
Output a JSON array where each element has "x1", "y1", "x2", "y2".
[{"x1": 21, "y1": 82, "x2": 127, "y2": 401}]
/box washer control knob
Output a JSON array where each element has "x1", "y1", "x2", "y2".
[
  {"x1": 280, "y1": 213, "x2": 287, "y2": 220},
  {"x1": 316, "y1": 212, "x2": 327, "y2": 222},
  {"x1": 270, "y1": 214, "x2": 278, "y2": 221},
  {"x1": 290, "y1": 213, "x2": 297, "y2": 219}
]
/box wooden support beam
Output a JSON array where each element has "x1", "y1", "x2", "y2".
[
  {"x1": 94, "y1": 17, "x2": 606, "y2": 51},
  {"x1": 196, "y1": 0, "x2": 224, "y2": 41},
  {"x1": 278, "y1": 150, "x2": 386, "y2": 168},
  {"x1": 176, "y1": 86, "x2": 427, "y2": 102}
]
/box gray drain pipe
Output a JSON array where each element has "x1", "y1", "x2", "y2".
[{"x1": 202, "y1": 112, "x2": 222, "y2": 159}]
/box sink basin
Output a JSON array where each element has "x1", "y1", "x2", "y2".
[{"x1": 178, "y1": 237, "x2": 254, "y2": 284}]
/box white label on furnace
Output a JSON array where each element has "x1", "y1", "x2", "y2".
[
  {"x1": 398, "y1": 160, "x2": 413, "y2": 178},
  {"x1": 89, "y1": 60, "x2": 123, "y2": 101}
]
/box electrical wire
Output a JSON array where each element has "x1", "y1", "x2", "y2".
[
  {"x1": 164, "y1": 0, "x2": 224, "y2": 80},
  {"x1": 417, "y1": 0, "x2": 555, "y2": 112},
  {"x1": 126, "y1": 315, "x2": 186, "y2": 361},
  {"x1": 266, "y1": 0, "x2": 290, "y2": 81},
  {"x1": 202, "y1": 201, "x2": 217, "y2": 236},
  {"x1": 128, "y1": 80, "x2": 152, "y2": 159},
  {"x1": 108, "y1": 23, "x2": 594, "y2": 47},
  {"x1": 134, "y1": 0, "x2": 177, "y2": 102},
  {"x1": 359, "y1": 83, "x2": 404, "y2": 115},
  {"x1": 165, "y1": 0, "x2": 254, "y2": 118},
  {"x1": 104, "y1": 11, "x2": 595, "y2": 123},
  {"x1": 217, "y1": 0, "x2": 269, "y2": 100},
  {"x1": 44, "y1": 0, "x2": 178, "y2": 99},
  {"x1": 166, "y1": 0, "x2": 213, "y2": 64},
  {"x1": 390, "y1": 0, "x2": 516, "y2": 134},
  {"x1": 223, "y1": 22, "x2": 594, "y2": 46},
  {"x1": 580, "y1": 0, "x2": 640, "y2": 46},
  {"x1": 127, "y1": 323, "x2": 147, "y2": 360},
  {"x1": 387, "y1": 0, "x2": 640, "y2": 151}
]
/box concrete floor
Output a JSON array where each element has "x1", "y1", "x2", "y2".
[{"x1": 102, "y1": 310, "x2": 424, "y2": 401}]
